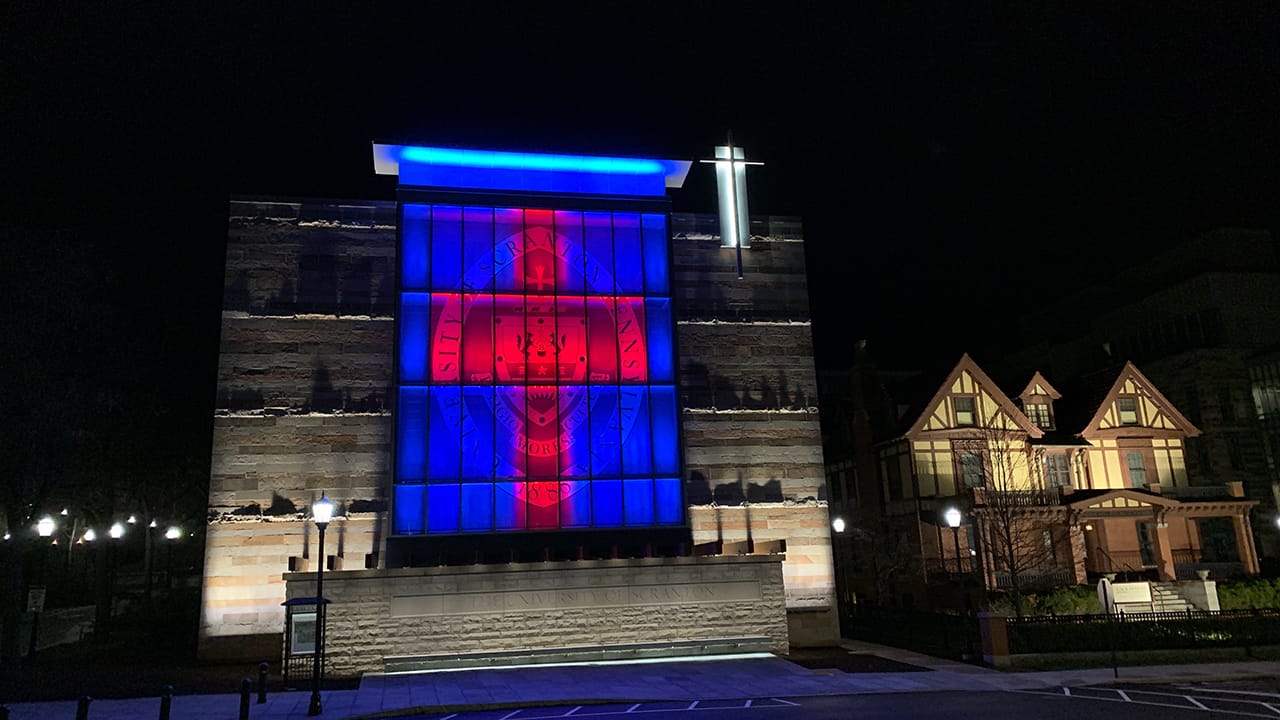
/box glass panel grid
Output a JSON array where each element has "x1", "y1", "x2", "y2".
[{"x1": 395, "y1": 203, "x2": 680, "y2": 534}]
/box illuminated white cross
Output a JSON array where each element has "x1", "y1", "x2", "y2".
[{"x1": 699, "y1": 141, "x2": 763, "y2": 251}]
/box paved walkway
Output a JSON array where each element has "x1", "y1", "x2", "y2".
[{"x1": 4, "y1": 641, "x2": 1278, "y2": 719}]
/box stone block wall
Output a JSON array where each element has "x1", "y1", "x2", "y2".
[
  {"x1": 202, "y1": 199, "x2": 396, "y2": 658},
  {"x1": 201, "y1": 201, "x2": 835, "y2": 658},
  {"x1": 672, "y1": 222, "x2": 838, "y2": 646},
  {"x1": 283, "y1": 554, "x2": 787, "y2": 676}
]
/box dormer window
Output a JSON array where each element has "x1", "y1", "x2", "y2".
[
  {"x1": 1023, "y1": 399, "x2": 1053, "y2": 429},
  {"x1": 954, "y1": 396, "x2": 976, "y2": 426},
  {"x1": 1117, "y1": 397, "x2": 1139, "y2": 425}
]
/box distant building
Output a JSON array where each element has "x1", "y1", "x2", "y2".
[
  {"x1": 200, "y1": 143, "x2": 837, "y2": 668},
  {"x1": 823, "y1": 349, "x2": 1259, "y2": 611},
  {"x1": 1000, "y1": 227, "x2": 1280, "y2": 559}
]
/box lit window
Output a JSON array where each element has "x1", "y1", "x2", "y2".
[
  {"x1": 1127, "y1": 452, "x2": 1147, "y2": 487},
  {"x1": 954, "y1": 396, "x2": 976, "y2": 426},
  {"x1": 960, "y1": 454, "x2": 985, "y2": 489},
  {"x1": 1024, "y1": 401, "x2": 1052, "y2": 428},
  {"x1": 1045, "y1": 454, "x2": 1071, "y2": 488},
  {"x1": 1118, "y1": 397, "x2": 1139, "y2": 425}
]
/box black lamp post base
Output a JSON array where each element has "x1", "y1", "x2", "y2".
[{"x1": 308, "y1": 691, "x2": 322, "y2": 715}]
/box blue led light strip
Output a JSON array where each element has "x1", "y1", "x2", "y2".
[
  {"x1": 373, "y1": 143, "x2": 692, "y2": 197},
  {"x1": 400, "y1": 146, "x2": 667, "y2": 175}
]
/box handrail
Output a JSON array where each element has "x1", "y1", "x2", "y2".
[{"x1": 1089, "y1": 545, "x2": 1145, "y2": 581}]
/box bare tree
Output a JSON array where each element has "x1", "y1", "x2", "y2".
[
  {"x1": 845, "y1": 519, "x2": 921, "y2": 607},
  {"x1": 955, "y1": 423, "x2": 1065, "y2": 615}
]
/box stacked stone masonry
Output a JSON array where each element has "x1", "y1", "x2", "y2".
[{"x1": 201, "y1": 201, "x2": 836, "y2": 657}]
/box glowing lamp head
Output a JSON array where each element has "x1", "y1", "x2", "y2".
[
  {"x1": 36, "y1": 516, "x2": 56, "y2": 538},
  {"x1": 83, "y1": 528, "x2": 97, "y2": 542},
  {"x1": 831, "y1": 517, "x2": 846, "y2": 533},
  {"x1": 944, "y1": 507, "x2": 962, "y2": 529},
  {"x1": 109, "y1": 522, "x2": 126, "y2": 539},
  {"x1": 312, "y1": 494, "x2": 335, "y2": 528},
  {"x1": 165, "y1": 526, "x2": 182, "y2": 541}
]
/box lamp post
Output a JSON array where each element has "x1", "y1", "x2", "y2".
[
  {"x1": 164, "y1": 525, "x2": 182, "y2": 590},
  {"x1": 944, "y1": 507, "x2": 963, "y2": 574},
  {"x1": 308, "y1": 493, "x2": 334, "y2": 717},
  {"x1": 28, "y1": 515, "x2": 56, "y2": 661}
]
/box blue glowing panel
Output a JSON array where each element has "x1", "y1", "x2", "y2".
[
  {"x1": 649, "y1": 386, "x2": 679, "y2": 476},
  {"x1": 592, "y1": 480, "x2": 623, "y2": 527},
  {"x1": 430, "y1": 206, "x2": 463, "y2": 290},
  {"x1": 402, "y1": 204, "x2": 431, "y2": 290},
  {"x1": 583, "y1": 212, "x2": 614, "y2": 294},
  {"x1": 460, "y1": 387, "x2": 495, "y2": 480},
  {"x1": 554, "y1": 211, "x2": 585, "y2": 295},
  {"x1": 427, "y1": 484, "x2": 460, "y2": 533},
  {"x1": 560, "y1": 481, "x2": 591, "y2": 528},
  {"x1": 396, "y1": 387, "x2": 429, "y2": 482},
  {"x1": 641, "y1": 214, "x2": 669, "y2": 294},
  {"x1": 655, "y1": 478, "x2": 682, "y2": 525},
  {"x1": 427, "y1": 386, "x2": 462, "y2": 479},
  {"x1": 461, "y1": 484, "x2": 493, "y2": 531},
  {"x1": 623, "y1": 479, "x2": 655, "y2": 526},
  {"x1": 613, "y1": 213, "x2": 643, "y2": 294},
  {"x1": 494, "y1": 386, "x2": 527, "y2": 478},
  {"x1": 394, "y1": 485, "x2": 425, "y2": 534},
  {"x1": 495, "y1": 482, "x2": 525, "y2": 530},
  {"x1": 463, "y1": 207, "x2": 494, "y2": 291},
  {"x1": 589, "y1": 386, "x2": 621, "y2": 476},
  {"x1": 644, "y1": 299, "x2": 674, "y2": 383},
  {"x1": 620, "y1": 388, "x2": 652, "y2": 476},
  {"x1": 558, "y1": 386, "x2": 591, "y2": 477},
  {"x1": 399, "y1": 294, "x2": 430, "y2": 383}
]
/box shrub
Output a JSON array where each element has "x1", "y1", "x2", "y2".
[
  {"x1": 988, "y1": 585, "x2": 1102, "y2": 616},
  {"x1": 1218, "y1": 578, "x2": 1280, "y2": 610}
]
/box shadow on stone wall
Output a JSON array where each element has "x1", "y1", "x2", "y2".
[
  {"x1": 222, "y1": 228, "x2": 394, "y2": 317},
  {"x1": 682, "y1": 362, "x2": 811, "y2": 410}
]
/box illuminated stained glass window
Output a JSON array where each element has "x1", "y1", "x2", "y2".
[{"x1": 394, "y1": 205, "x2": 681, "y2": 535}]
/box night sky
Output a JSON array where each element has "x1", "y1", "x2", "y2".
[{"x1": 5, "y1": 4, "x2": 1279, "y2": 471}]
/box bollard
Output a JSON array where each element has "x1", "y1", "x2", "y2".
[
  {"x1": 76, "y1": 696, "x2": 92, "y2": 720},
  {"x1": 239, "y1": 677, "x2": 252, "y2": 720},
  {"x1": 258, "y1": 661, "x2": 269, "y2": 703},
  {"x1": 1, "y1": 703, "x2": 9, "y2": 720},
  {"x1": 159, "y1": 684, "x2": 172, "y2": 720}
]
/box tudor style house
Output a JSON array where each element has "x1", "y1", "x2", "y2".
[{"x1": 826, "y1": 350, "x2": 1261, "y2": 609}]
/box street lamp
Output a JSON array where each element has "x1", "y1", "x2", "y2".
[
  {"x1": 165, "y1": 526, "x2": 181, "y2": 590},
  {"x1": 944, "y1": 507, "x2": 963, "y2": 573},
  {"x1": 28, "y1": 515, "x2": 56, "y2": 661},
  {"x1": 308, "y1": 493, "x2": 334, "y2": 717}
]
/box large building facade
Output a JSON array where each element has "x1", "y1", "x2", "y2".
[{"x1": 200, "y1": 144, "x2": 837, "y2": 665}]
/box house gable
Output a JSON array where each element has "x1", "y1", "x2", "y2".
[
  {"x1": 1080, "y1": 361, "x2": 1202, "y2": 440},
  {"x1": 1067, "y1": 488, "x2": 1179, "y2": 511},
  {"x1": 907, "y1": 353, "x2": 1043, "y2": 439},
  {"x1": 1018, "y1": 371, "x2": 1062, "y2": 402}
]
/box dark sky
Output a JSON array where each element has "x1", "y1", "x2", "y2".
[{"x1": 5, "y1": 2, "x2": 1279, "y2": 430}]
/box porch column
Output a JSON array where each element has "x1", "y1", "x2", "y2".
[
  {"x1": 1233, "y1": 512, "x2": 1261, "y2": 575},
  {"x1": 1067, "y1": 520, "x2": 1087, "y2": 584},
  {"x1": 1152, "y1": 514, "x2": 1176, "y2": 581}
]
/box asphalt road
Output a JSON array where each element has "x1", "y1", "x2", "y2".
[{"x1": 387, "y1": 686, "x2": 1280, "y2": 719}]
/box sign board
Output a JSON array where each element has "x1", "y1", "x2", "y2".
[
  {"x1": 1110, "y1": 582, "x2": 1153, "y2": 604},
  {"x1": 291, "y1": 611, "x2": 316, "y2": 655},
  {"x1": 1096, "y1": 578, "x2": 1114, "y2": 614},
  {"x1": 27, "y1": 586, "x2": 47, "y2": 613}
]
